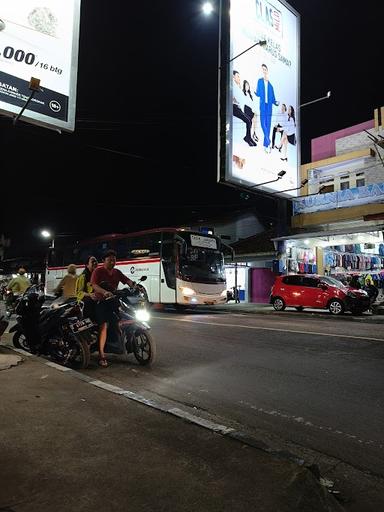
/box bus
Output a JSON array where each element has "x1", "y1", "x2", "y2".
[{"x1": 46, "y1": 228, "x2": 232, "y2": 306}]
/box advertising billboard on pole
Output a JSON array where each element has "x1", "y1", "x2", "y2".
[
  {"x1": 218, "y1": 0, "x2": 300, "y2": 196},
  {"x1": 0, "y1": 0, "x2": 81, "y2": 132}
]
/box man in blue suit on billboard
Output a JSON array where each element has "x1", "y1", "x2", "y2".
[{"x1": 255, "y1": 63, "x2": 279, "y2": 152}]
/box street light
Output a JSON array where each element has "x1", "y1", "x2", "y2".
[
  {"x1": 41, "y1": 230, "x2": 51, "y2": 239},
  {"x1": 202, "y1": 2, "x2": 214, "y2": 15},
  {"x1": 40, "y1": 230, "x2": 76, "y2": 249},
  {"x1": 250, "y1": 170, "x2": 286, "y2": 188},
  {"x1": 40, "y1": 229, "x2": 55, "y2": 248},
  {"x1": 300, "y1": 91, "x2": 331, "y2": 109}
]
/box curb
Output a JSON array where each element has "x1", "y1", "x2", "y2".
[
  {"x1": 6, "y1": 343, "x2": 306, "y2": 467},
  {"x1": 1, "y1": 341, "x2": 344, "y2": 511}
]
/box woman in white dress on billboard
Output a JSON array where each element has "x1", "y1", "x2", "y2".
[
  {"x1": 278, "y1": 105, "x2": 296, "y2": 162},
  {"x1": 242, "y1": 80, "x2": 258, "y2": 144}
]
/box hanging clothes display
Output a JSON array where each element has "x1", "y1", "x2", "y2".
[{"x1": 287, "y1": 247, "x2": 317, "y2": 274}]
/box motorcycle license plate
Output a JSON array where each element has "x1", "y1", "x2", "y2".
[{"x1": 70, "y1": 318, "x2": 93, "y2": 333}]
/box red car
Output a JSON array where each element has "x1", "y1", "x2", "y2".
[{"x1": 270, "y1": 275, "x2": 370, "y2": 315}]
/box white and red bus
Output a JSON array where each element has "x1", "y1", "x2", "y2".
[{"x1": 46, "y1": 228, "x2": 230, "y2": 306}]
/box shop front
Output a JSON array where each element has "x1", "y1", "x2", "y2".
[
  {"x1": 227, "y1": 230, "x2": 282, "y2": 303},
  {"x1": 274, "y1": 228, "x2": 384, "y2": 296},
  {"x1": 224, "y1": 263, "x2": 249, "y2": 301}
]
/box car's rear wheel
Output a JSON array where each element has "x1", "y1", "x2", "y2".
[
  {"x1": 328, "y1": 299, "x2": 344, "y2": 316},
  {"x1": 272, "y1": 297, "x2": 286, "y2": 311}
]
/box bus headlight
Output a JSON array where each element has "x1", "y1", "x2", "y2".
[
  {"x1": 135, "y1": 309, "x2": 150, "y2": 322},
  {"x1": 180, "y1": 286, "x2": 195, "y2": 296}
]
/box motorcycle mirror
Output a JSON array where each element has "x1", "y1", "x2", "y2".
[{"x1": 139, "y1": 276, "x2": 147, "y2": 282}]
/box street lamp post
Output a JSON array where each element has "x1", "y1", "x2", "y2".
[
  {"x1": 40, "y1": 230, "x2": 76, "y2": 249},
  {"x1": 40, "y1": 229, "x2": 54, "y2": 248}
]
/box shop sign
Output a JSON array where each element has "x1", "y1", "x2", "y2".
[{"x1": 293, "y1": 182, "x2": 384, "y2": 215}]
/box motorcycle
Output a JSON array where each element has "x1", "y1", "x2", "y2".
[
  {"x1": 5, "y1": 290, "x2": 20, "y2": 318},
  {"x1": 93, "y1": 276, "x2": 156, "y2": 366},
  {"x1": 9, "y1": 286, "x2": 96, "y2": 369},
  {"x1": 0, "y1": 315, "x2": 8, "y2": 339}
]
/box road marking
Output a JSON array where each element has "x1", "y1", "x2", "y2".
[
  {"x1": 153, "y1": 316, "x2": 384, "y2": 343},
  {"x1": 240, "y1": 400, "x2": 383, "y2": 450}
]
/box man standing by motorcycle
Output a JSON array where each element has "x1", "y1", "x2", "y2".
[{"x1": 91, "y1": 250, "x2": 135, "y2": 367}]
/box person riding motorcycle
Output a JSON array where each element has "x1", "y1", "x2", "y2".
[
  {"x1": 7, "y1": 267, "x2": 31, "y2": 296},
  {"x1": 6, "y1": 267, "x2": 31, "y2": 310},
  {"x1": 75, "y1": 256, "x2": 98, "y2": 319},
  {"x1": 54, "y1": 264, "x2": 77, "y2": 300},
  {"x1": 91, "y1": 250, "x2": 135, "y2": 368}
]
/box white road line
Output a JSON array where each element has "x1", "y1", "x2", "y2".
[
  {"x1": 153, "y1": 316, "x2": 383, "y2": 343},
  {"x1": 240, "y1": 400, "x2": 383, "y2": 450}
]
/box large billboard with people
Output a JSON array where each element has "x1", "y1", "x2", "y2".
[
  {"x1": 0, "y1": 0, "x2": 81, "y2": 132},
  {"x1": 218, "y1": 0, "x2": 300, "y2": 196}
]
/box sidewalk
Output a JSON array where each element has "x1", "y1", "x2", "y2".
[{"x1": 0, "y1": 342, "x2": 343, "y2": 512}]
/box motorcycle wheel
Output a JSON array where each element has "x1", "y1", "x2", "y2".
[
  {"x1": 50, "y1": 332, "x2": 91, "y2": 369},
  {"x1": 13, "y1": 331, "x2": 30, "y2": 352},
  {"x1": 70, "y1": 333, "x2": 91, "y2": 369},
  {"x1": 133, "y1": 331, "x2": 156, "y2": 366}
]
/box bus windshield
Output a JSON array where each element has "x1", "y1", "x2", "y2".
[{"x1": 178, "y1": 240, "x2": 226, "y2": 284}]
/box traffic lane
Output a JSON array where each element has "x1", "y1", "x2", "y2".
[
  {"x1": 155, "y1": 309, "x2": 384, "y2": 342},
  {"x1": 88, "y1": 315, "x2": 384, "y2": 474},
  {"x1": 151, "y1": 316, "x2": 384, "y2": 474}
]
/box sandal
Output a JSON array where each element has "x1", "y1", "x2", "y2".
[{"x1": 98, "y1": 358, "x2": 108, "y2": 368}]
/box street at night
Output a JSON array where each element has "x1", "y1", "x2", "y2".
[
  {"x1": 1, "y1": 307, "x2": 384, "y2": 510},
  {"x1": 1, "y1": 0, "x2": 383, "y2": 510}
]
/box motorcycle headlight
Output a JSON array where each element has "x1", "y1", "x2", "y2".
[
  {"x1": 135, "y1": 309, "x2": 150, "y2": 322},
  {"x1": 221, "y1": 290, "x2": 228, "y2": 297},
  {"x1": 180, "y1": 286, "x2": 195, "y2": 296}
]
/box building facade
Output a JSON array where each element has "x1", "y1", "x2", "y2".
[{"x1": 274, "y1": 108, "x2": 384, "y2": 294}]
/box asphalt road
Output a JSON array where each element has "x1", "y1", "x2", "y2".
[{"x1": 80, "y1": 309, "x2": 384, "y2": 481}]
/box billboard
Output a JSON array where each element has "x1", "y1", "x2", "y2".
[
  {"x1": 0, "y1": 0, "x2": 81, "y2": 132},
  {"x1": 218, "y1": 0, "x2": 300, "y2": 196}
]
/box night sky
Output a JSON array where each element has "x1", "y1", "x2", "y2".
[{"x1": 0, "y1": 0, "x2": 382, "y2": 258}]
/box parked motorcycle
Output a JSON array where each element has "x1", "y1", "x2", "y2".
[
  {"x1": 9, "y1": 286, "x2": 95, "y2": 369},
  {"x1": 5, "y1": 290, "x2": 20, "y2": 318},
  {"x1": 94, "y1": 276, "x2": 156, "y2": 366},
  {"x1": 0, "y1": 315, "x2": 8, "y2": 339}
]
